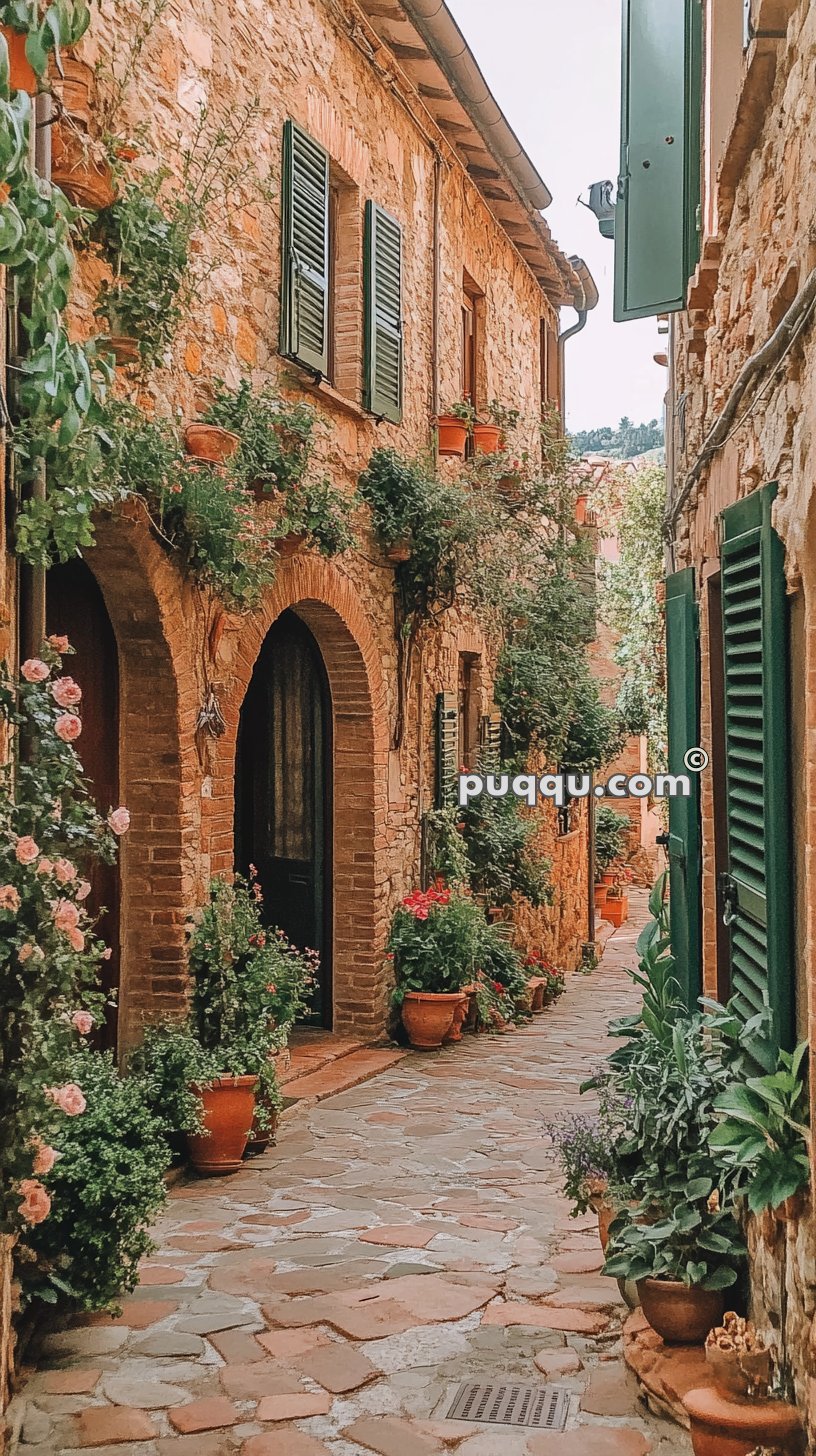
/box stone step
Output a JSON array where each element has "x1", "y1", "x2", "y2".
[{"x1": 282, "y1": 1046, "x2": 406, "y2": 1104}]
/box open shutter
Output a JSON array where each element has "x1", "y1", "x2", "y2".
[
  {"x1": 280, "y1": 120, "x2": 329, "y2": 375},
  {"x1": 665, "y1": 567, "x2": 702, "y2": 1007},
  {"x1": 720, "y1": 484, "x2": 793, "y2": 1051},
  {"x1": 435, "y1": 691, "x2": 458, "y2": 809},
  {"x1": 614, "y1": 0, "x2": 702, "y2": 321},
  {"x1": 479, "y1": 710, "x2": 503, "y2": 772},
  {"x1": 364, "y1": 201, "x2": 403, "y2": 424}
]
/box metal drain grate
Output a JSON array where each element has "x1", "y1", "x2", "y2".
[{"x1": 446, "y1": 1381, "x2": 571, "y2": 1430}]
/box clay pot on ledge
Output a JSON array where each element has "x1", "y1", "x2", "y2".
[
  {"x1": 437, "y1": 415, "x2": 468, "y2": 458},
  {"x1": 51, "y1": 122, "x2": 116, "y2": 209},
  {"x1": 1, "y1": 26, "x2": 37, "y2": 94},
  {"x1": 400, "y1": 991, "x2": 462, "y2": 1050},
  {"x1": 638, "y1": 1277, "x2": 725, "y2": 1346},
  {"x1": 683, "y1": 1386, "x2": 804, "y2": 1456},
  {"x1": 442, "y1": 994, "x2": 469, "y2": 1045},
  {"x1": 186, "y1": 1075, "x2": 258, "y2": 1176},
  {"x1": 50, "y1": 55, "x2": 95, "y2": 128},
  {"x1": 184, "y1": 422, "x2": 240, "y2": 465},
  {"x1": 473, "y1": 422, "x2": 502, "y2": 454}
]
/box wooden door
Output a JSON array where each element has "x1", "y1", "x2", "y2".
[
  {"x1": 235, "y1": 611, "x2": 332, "y2": 1026},
  {"x1": 46, "y1": 560, "x2": 121, "y2": 1051}
]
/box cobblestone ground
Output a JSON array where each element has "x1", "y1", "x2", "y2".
[{"x1": 15, "y1": 891, "x2": 690, "y2": 1456}]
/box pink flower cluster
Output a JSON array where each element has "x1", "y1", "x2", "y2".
[
  {"x1": 45, "y1": 1083, "x2": 86, "y2": 1116},
  {"x1": 400, "y1": 884, "x2": 452, "y2": 921}
]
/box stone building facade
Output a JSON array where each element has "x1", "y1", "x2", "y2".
[
  {"x1": 2, "y1": 0, "x2": 595, "y2": 1055},
  {"x1": 655, "y1": 0, "x2": 816, "y2": 1428}
]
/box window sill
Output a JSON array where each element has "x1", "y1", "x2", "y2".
[{"x1": 281, "y1": 361, "x2": 370, "y2": 423}]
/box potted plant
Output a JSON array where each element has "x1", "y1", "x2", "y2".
[
  {"x1": 184, "y1": 873, "x2": 293, "y2": 1174},
  {"x1": 437, "y1": 401, "x2": 474, "y2": 458},
  {"x1": 684, "y1": 1383, "x2": 803, "y2": 1456},
  {"x1": 0, "y1": 24, "x2": 36, "y2": 92},
  {"x1": 604, "y1": 884, "x2": 629, "y2": 928},
  {"x1": 595, "y1": 804, "x2": 629, "y2": 884},
  {"x1": 184, "y1": 421, "x2": 240, "y2": 466},
  {"x1": 708, "y1": 1042, "x2": 811, "y2": 1223},
  {"x1": 51, "y1": 117, "x2": 116, "y2": 210},
  {"x1": 129, "y1": 1019, "x2": 216, "y2": 1162},
  {"x1": 203, "y1": 379, "x2": 318, "y2": 500},
  {"x1": 389, "y1": 883, "x2": 485, "y2": 1049},
  {"x1": 705, "y1": 1316, "x2": 773, "y2": 1399},
  {"x1": 477, "y1": 399, "x2": 519, "y2": 455}
]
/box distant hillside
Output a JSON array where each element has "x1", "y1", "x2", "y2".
[{"x1": 570, "y1": 417, "x2": 664, "y2": 459}]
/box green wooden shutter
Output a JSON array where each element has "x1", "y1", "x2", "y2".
[
  {"x1": 479, "y1": 710, "x2": 503, "y2": 772},
  {"x1": 665, "y1": 567, "x2": 702, "y2": 1007},
  {"x1": 435, "y1": 691, "x2": 458, "y2": 809},
  {"x1": 614, "y1": 0, "x2": 702, "y2": 321},
  {"x1": 720, "y1": 484, "x2": 793, "y2": 1050},
  {"x1": 364, "y1": 201, "x2": 403, "y2": 424},
  {"x1": 280, "y1": 120, "x2": 329, "y2": 374}
]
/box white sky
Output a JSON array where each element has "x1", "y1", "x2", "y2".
[{"x1": 447, "y1": 0, "x2": 668, "y2": 434}]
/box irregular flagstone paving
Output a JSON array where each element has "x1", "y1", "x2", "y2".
[{"x1": 15, "y1": 889, "x2": 690, "y2": 1454}]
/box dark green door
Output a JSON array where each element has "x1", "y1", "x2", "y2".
[
  {"x1": 665, "y1": 567, "x2": 702, "y2": 1006},
  {"x1": 235, "y1": 611, "x2": 332, "y2": 1026},
  {"x1": 719, "y1": 484, "x2": 793, "y2": 1052}
]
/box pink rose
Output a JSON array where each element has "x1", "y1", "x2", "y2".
[
  {"x1": 68, "y1": 927, "x2": 85, "y2": 953},
  {"x1": 36, "y1": 858, "x2": 54, "y2": 876},
  {"x1": 45, "y1": 1083, "x2": 86, "y2": 1116},
  {"x1": 47, "y1": 634, "x2": 70, "y2": 653},
  {"x1": 15, "y1": 836, "x2": 39, "y2": 865},
  {"x1": 31, "y1": 1140, "x2": 60, "y2": 1176},
  {"x1": 101, "y1": 946, "x2": 113, "y2": 961},
  {"x1": 0, "y1": 885, "x2": 20, "y2": 912},
  {"x1": 76, "y1": 880, "x2": 91, "y2": 901},
  {"x1": 21, "y1": 659, "x2": 49, "y2": 683},
  {"x1": 71, "y1": 1010, "x2": 94, "y2": 1035},
  {"x1": 52, "y1": 899, "x2": 80, "y2": 933},
  {"x1": 51, "y1": 677, "x2": 82, "y2": 708},
  {"x1": 54, "y1": 859, "x2": 77, "y2": 884},
  {"x1": 18, "y1": 943, "x2": 34, "y2": 962},
  {"x1": 107, "y1": 808, "x2": 131, "y2": 836},
  {"x1": 55, "y1": 714, "x2": 82, "y2": 743},
  {"x1": 18, "y1": 1178, "x2": 51, "y2": 1225}
]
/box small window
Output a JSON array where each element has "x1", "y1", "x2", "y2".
[{"x1": 458, "y1": 654, "x2": 481, "y2": 770}]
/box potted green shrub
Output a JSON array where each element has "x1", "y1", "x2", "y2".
[
  {"x1": 595, "y1": 804, "x2": 630, "y2": 887},
  {"x1": 437, "y1": 400, "x2": 474, "y2": 458},
  {"x1": 708, "y1": 1042, "x2": 811, "y2": 1224},
  {"x1": 184, "y1": 873, "x2": 294, "y2": 1175},
  {"x1": 389, "y1": 883, "x2": 484, "y2": 1049}
]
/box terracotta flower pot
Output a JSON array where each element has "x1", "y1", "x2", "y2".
[
  {"x1": 443, "y1": 994, "x2": 469, "y2": 1044},
  {"x1": 528, "y1": 978, "x2": 547, "y2": 1014},
  {"x1": 184, "y1": 422, "x2": 240, "y2": 465},
  {"x1": 186, "y1": 1075, "x2": 257, "y2": 1176},
  {"x1": 437, "y1": 416, "x2": 468, "y2": 458},
  {"x1": 51, "y1": 124, "x2": 116, "y2": 209},
  {"x1": 50, "y1": 56, "x2": 94, "y2": 127},
  {"x1": 601, "y1": 870, "x2": 618, "y2": 886},
  {"x1": 683, "y1": 1386, "x2": 803, "y2": 1456},
  {"x1": 605, "y1": 896, "x2": 627, "y2": 928},
  {"x1": 705, "y1": 1345, "x2": 773, "y2": 1399},
  {"x1": 638, "y1": 1278, "x2": 725, "y2": 1346},
  {"x1": 1, "y1": 26, "x2": 36, "y2": 94},
  {"x1": 594, "y1": 886, "x2": 608, "y2": 911},
  {"x1": 473, "y1": 422, "x2": 502, "y2": 454},
  {"x1": 401, "y1": 991, "x2": 462, "y2": 1050}
]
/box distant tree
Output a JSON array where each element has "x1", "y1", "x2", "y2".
[{"x1": 570, "y1": 418, "x2": 664, "y2": 459}]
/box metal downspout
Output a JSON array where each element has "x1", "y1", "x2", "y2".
[{"x1": 19, "y1": 91, "x2": 51, "y2": 660}]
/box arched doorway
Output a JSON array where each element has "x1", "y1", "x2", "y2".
[
  {"x1": 46, "y1": 559, "x2": 121, "y2": 1051},
  {"x1": 235, "y1": 610, "x2": 333, "y2": 1026}
]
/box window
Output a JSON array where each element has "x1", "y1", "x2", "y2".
[
  {"x1": 460, "y1": 271, "x2": 485, "y2": 410},
  {"x1": 540, "y1": 318, "x2": 560, "y2": 412},
  {"x1": 458, "y1": 655, "x2": 481, "y2": 770},
  {"x1": 461, "y1": 294, "x2": 476, "y2": 406}
]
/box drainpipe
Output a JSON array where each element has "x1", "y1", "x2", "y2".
[
  {"x1": 558, "y1": 256, "x2": 599, "y2": 422},
  {"x1": 431, "y1": 148, "x2": 442, "y2": 438},
  {"x1": 18, "y1": 91, "x2": 51, "y2": 661}
]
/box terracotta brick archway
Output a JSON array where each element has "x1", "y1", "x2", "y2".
[{"x1": 212, "y1": 556, "x2": 391, "y2": 1040}]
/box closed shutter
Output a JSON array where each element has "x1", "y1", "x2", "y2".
[
  {"x1": 280, "y1": 120, "x2": 330, "y2": 375},
  {"x1": 665, "y1": 567, "x2": 702, "y2": 1007},
  {"x1": 614, "y1": 0, "x2": 702, "y2": 321},
  {"x1": 364, "y1": 200, "x2": 403, "y2": 424},
  {"x1": 720, "y1": 484, "x2": 793, "y2": 1051},
  {"x1": 479, "y1": 710, "x2": 503, "y2": 772},
  {"x1": 435, "y1": 691, "x2": 458, "y2": 809}
]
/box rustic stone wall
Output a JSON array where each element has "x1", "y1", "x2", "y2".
[
  {"x1": 669, "y1": 0, "x2": 816, "y2": 1428},
  {"x1": 34, "y1": 0, "x2": 590, "y2": 1051}
]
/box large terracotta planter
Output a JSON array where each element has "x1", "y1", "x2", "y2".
[
  {"x1": 2, "y1": 26, "x2": 36, "y2": 93},
  {"x1": 683, "y1": 1386, "x2": 803, "y2": 1456},
  {"x1": 51, "y1": 125, "x2": 116, "y2": 209},
  {"x1": 437, "y1": 416, "x2": 468, "y2": 458},
  {"x1": 605, "y1": 895, "x2": 628, "y2": 928},
  {"x1": 51, "y1": 56, "x2": 94, "y2": 127},
  {"x1": 184, "y1": 422, "x2": 239, "y2": 464},
  {"x1": 442, "y1": 994, "x2": 469, "y2": 1044},
  {"x1": 401, "y1": 991, "x2": 462, "y2": 1050},
  {"x1": 186, "y1": 1075, "x2": 257, "y2": 1175},
  {"x1": 638, "y1": 1278, "x2": 725, "y2": 1346},
  {"x1": 473, "y1": 422, "x2": 502, "y2": 454}
]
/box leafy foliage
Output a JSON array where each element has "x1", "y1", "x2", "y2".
[
  {"x1": 388, "y1": 885, "x2": 485, "y2": 1004},
  {"x1": 0, "y1": 0, "x2": 94, "y2": 78},
  {"x1": 127, "y1": 1020, "x2": 217, "y2": 1137},
  {"x1": 594, "y1": 804, "x2": 630, "y2": 874},
  {"x1": 22, "y1": 1049, "x2": 169, "y2": 1311},
  {"x1": 205, "y1": 378, "x2": 317, "y2": 496},
  {"x1": 709, "y1": 1043, "x2": 811, "y2": 1214},
  {"x1": 0, "y1": 644, "x2": 120, "y2": 1238},
  {"x1": 460, "y1": 787, "x2": 551, "y2": 911},
  {"x1": 570, "y1": 417, "x2": 664, "y2": 460}
]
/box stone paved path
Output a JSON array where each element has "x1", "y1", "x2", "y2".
[{"x1": 15, "y1": 890, "x2": 690, "y2": 1455}]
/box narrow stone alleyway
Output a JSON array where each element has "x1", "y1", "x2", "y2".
[{"x1": 15, "y1": 893, "x2": 690, "y2": 1456}]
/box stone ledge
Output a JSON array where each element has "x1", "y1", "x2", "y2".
[{"x1": 622, "y1": 1309, "x2": 713, "y2": 1429}]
